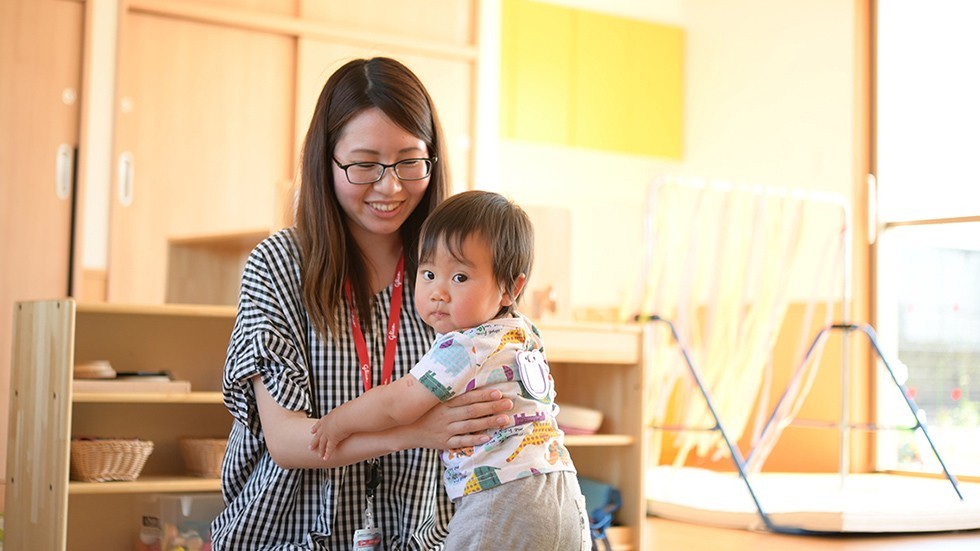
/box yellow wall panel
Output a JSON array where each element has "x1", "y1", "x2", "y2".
[
  {"x1": 571, "y1": 11, "x2": 631, "y2": 152},
  {"x1": 500, "y1": 0, "x2": 684, "y2": 159},
  {"x1": 498, "y1": 0, "x2": 519, "y2": 139},
  {"x1": 500, "y1": 0, "x2": 573, "y2": 144},
  {"x1": 626, "y1": 20, "x2": 684, "y2": 158}
]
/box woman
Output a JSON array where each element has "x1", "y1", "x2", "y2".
[{"x1": 210, "y1": 57, "x2": 512, "y2": 550}]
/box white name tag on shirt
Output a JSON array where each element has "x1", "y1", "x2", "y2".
[{"x1": 516, "y1": 350, "x2": 550, "y2": 399}]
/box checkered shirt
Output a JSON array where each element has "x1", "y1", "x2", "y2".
[{"x1": 211, "y1": 229, "x2": 451, "y2": 550}]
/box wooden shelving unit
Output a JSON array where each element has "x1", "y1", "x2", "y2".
[
  {"x1": 165, "y1": 229, "x2": 270, "y2": 306},
  {"x1": 72, "y1": 392, "x2": 225, "y2": 404},
  {"x1": 6, "y1": 301, "x2": 648, "y2": 550},
  {"x1": 5, "y1": 299, "x2": 235, "y2": 550},
  {"x1": 540, "y1": 321, "x2": 648, "y2": 551},
  {"x1": 69, "y1": 477, "x2": 221, "y2": 496}
]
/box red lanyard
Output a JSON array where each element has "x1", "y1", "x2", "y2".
[{"x1": 345, "y1": 253, "x2": 404, "y2": 391}]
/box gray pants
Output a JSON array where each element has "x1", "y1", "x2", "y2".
[{"x1": 443, "y1": 471, "x2": 591, "y2": 551}]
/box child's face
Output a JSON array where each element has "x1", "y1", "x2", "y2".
[{"x1": 415, "y1": 234, "x2": 514, "y2": 334}]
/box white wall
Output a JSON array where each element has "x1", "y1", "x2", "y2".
[
  {"x1": 476, "y1": 0, "x2": 857, "y2": 315},
  {"x1": 682, "y1": 0, "x2": 854, "y2": 195}
]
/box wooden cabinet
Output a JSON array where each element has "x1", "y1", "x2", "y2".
[
  {"x1": 5, "y1": 299, "x2": 234, "y2": 550},
  {"x1": 0, "y1": 0, "x2": 84, "y2": 511},
  {"x1": 1, "y1": 0, "x2": 480, "y2": 309},
  {"x1": 107, "y1": 6, "x2": 296, "y2": 303},
  {"x1": 165, "y1": 229, "x2": 270, "y2": 305},
  {"x1": 105, "y1": 0, "x2": 480, "y2": 305},
  {"x1": 5, "y1": 300, "x2": 649, "y2": 550},
  {"x1": 541, "y1": 321, "x2": 649, "y2": 551},
  {"x1": 1, "y1": 0, "x2": 482, "y2": 516}
]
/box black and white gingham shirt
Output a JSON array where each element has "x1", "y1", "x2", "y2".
[{"x1": 211, "y1": 229, "x2": 451, "y2": 550}]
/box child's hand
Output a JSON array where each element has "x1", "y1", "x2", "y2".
[{"x1": 309, "y1": 413, "x2": 348, "y2": 461}]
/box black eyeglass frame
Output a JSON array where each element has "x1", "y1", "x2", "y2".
[{"x1": 332, "y1": 156, "x2": 438, "y2": 185}]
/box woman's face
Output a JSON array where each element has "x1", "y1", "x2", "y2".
[{"x1": 332, "y1": 107, "x2": 430, "y2": 249}]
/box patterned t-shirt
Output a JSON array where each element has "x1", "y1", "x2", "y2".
[{"x1": 409, "y1": 314, "x2": 576, "y2": 501}]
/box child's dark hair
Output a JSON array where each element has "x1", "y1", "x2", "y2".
[{"x1": 419, "y1": 190, "x2": 533, "y2": 315}]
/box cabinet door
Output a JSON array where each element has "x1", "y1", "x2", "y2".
[
  {"x1": 108, "y1": 10, "x2": 295, "y2": 303},
  {"x1": 0, "y1": 0, "x2": 83, "y2": 509},
  {"x1": 302, "y1": 0, "x2": 476, "y2": 47}
]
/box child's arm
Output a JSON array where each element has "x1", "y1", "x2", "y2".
[
  {"x1": 310, "y1": 373, "x2": 440, "y2": 460},
  {"x1": 256, "y1": 378, "x2": 511, "y2": 469}
]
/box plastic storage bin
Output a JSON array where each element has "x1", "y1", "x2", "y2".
[{"x1": 136, "y1": 493, "x2": 224, "y2": 551}]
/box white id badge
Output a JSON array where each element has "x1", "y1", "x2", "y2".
[{"x1": 352, "y1": 527, "x2": 382, "y2": 550}]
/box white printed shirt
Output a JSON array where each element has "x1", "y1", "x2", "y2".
[{"x1": 409, "y1": 314, "x2": 576, "y2": 501}]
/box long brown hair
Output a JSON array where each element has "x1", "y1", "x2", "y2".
[{"x1": 295, "y1": 57, "x2": 451, "y2": 339}]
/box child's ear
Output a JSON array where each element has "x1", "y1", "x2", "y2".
[{"x1": 503, "y1": 273, "x2": 527, "y2": 306}]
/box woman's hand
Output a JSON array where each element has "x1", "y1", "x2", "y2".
[{"x1": 407, "y1": 388, "x2": 513, "y2": 450}]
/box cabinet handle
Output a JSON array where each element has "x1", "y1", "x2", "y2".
[
  {"x1": 117, "y1": 151, "x2": 134, "y2": 206},
  {"x1": 56, "y1": 144, "x2": 74, "y2": 200}
]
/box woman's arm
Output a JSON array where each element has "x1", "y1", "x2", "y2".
[
  {"x1": 310, "y1": 375, "x2": 439, "y2": 459},
  {"x1": 255, "y1": 377, "x2": 512, "y2": 469}
]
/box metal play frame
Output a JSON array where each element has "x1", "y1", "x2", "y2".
[{"x1": 641, "y1": 314, "x2": 964, "y2": 535}]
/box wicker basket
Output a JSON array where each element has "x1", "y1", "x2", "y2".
[
  {"x1": 179, "y1": 437, "x2": 227, "y2": 478},
  {"x1": 70, "y1": 438, "x2": 154, "y2": 482}
]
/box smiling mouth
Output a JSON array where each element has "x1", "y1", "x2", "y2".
[{"x1": 368, "y1": 201, "x2": 402, "y2": 213}]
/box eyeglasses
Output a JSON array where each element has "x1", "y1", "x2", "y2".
[{"x1": 333, "y1": 157, "x2": 438, "y2": 185}]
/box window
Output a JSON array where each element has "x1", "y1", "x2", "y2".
[{"x1": 874, "y1": 0, "x2": 980, "y2": 477}]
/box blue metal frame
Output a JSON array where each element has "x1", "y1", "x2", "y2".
[
  {"x1": 642, "y1": 315, "x2": 963, "y2": 535},
  {"x1": 750, "y1": 323, "x2": 963, "y2": 501},
  {"x1": 642, "y1": 315, "x2": 782, "y2": 532}
]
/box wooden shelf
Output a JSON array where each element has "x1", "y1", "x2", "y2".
[
  {"x1": 69, "y1": 476, "x2": 220, "y2": 495},
  {"x1": 166, "y1": 230, "x2": 270, "y2": 306},
  {"x1": 76, "y1": 301, "x2": 236, "y2": 318},
  {"x1": 8, "y1": 299, "x2": 649, "y2": 551},
  {"x1": 539, "y1": 321, "x2": 642, "y2": 364},
  {"x1": 565, "y1": 434, "x2": 635, "y2": 447},
  {"x1": 7, "y1": 299, "x2": 234, "y2": 550},
  {"x1": 73, "y1": 391, "x2": 224, "y2": 404},
  {"x1": 543, "y1": 321, "x2": 648, "y2": 550}
]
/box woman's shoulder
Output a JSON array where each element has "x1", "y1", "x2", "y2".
[
  {"x1": 237, "y1": 228, "x2": 304, "y2": 298},
  {"x1": 245, "y1": 228, "x2": 300, "y2": 268},
  {"x1": 256, "y1": 227, "x2": 299, "y2": 255}
]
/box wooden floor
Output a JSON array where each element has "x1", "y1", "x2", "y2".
[{"x1": 646, "y1": 516, "x2": 980, "y2": 550}]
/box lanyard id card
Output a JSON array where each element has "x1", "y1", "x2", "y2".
[
  {"x1": 352, "y1": 528, "x2": 381, "y2": 550},
  {"x1": 352, "y1": 460, "x2": 383, "y2": 551}
]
